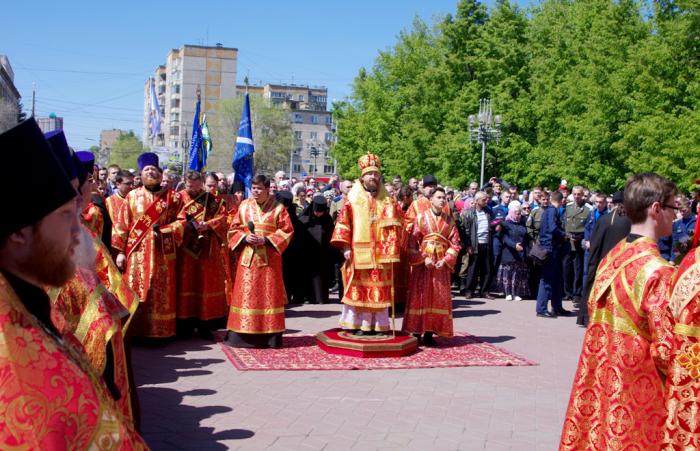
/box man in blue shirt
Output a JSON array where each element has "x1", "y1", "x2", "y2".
[
  {"x1": 536, "y1": 191, "x2": 573, "y2": 318},
  {"x1": 671, "y1": 197, "x2": 696, "y2": 262}
]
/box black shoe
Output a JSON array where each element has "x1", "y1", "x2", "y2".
[
  {"x1": 423, "y1": 334, "x2": 437, "y2": 347},
  {"x1": 463, "y1": 290, "x2": 472, "y2": 299},
  {"x1": 537, "y1": 311, "x2": 557, "y2": 318},
  {"x1": 198, "y1": 328, "x2": 214, "y2": 341},
  {"x1": 554, "y1": 309, "x2": 574, "y2": 317},
  {"x1": 484, "y1": 294, "x2": 495, "y2": 300}
]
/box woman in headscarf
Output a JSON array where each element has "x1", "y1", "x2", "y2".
[
  {"x1": 497, "y1": 201, "x2": 530, "y2": 301},
  {"x1": 299, "y1": 195, "x2": 336, "y2": 304}
]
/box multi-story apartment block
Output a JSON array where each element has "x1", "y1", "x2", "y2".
[
  {"x1": 98, "y1": 129, "x2": 127, "y2": 165},
  {"x1": 0, "y1": 55, "x2": 21, "y2": 131},
  {"x1": 143, "y1": 44, "x2": 237, "y2": 169},
  {"x1": 237, "y1": 83, "x2": 335, "y2": 180},
  {"x1": 36, "y1": 114, "x2": 63, "y2": 134}
]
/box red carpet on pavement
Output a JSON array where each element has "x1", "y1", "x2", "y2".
[{"x1": 217, "y1": 332, "x2": 537, "y2": 371}]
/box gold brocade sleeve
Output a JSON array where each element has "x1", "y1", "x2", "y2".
[
  {"x1": 408, "y1": 214, "x2": 425, "y2": 266},
  {"x1": 228, "y1": 201, "x2": 249, "y2": 252},
  {"x1": 331, "y1": 201, "x2": 353, "y2": 249},
  {"x1": 158, "y1": 191, "x2": 185, "y2": 247},
  {"x1": 111, "y1": 193, "x2": 134, "y2": 252},
  {"x1": 642, "y1": 265, "x2": 677, "y2": 375},
  {"x1": 266, "y1": 205, "x2": 293, "y2": 255},
  {"x1": 442, "y1": 220, "x2": 461, "y2": 272}
]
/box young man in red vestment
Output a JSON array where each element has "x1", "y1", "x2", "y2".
[
  {"x1": 402, "y1": 187, "x2": 461, "y2": 345},
  {"x1": 106, "y1": 170, "x2": 134, "y2": 225},
  {"x1": 176, "y1": 171, "x2": 228, "y2": 339},
  {"x1": 112, "y1": 152, "x2": 184, "y2": 339},
  {"x1": 664, "y1": 223, "x2": 700, "y2": 447},
  {"x1": 0, "y1": 119, "x2": 146, "y2": 449},
  {"x1": 226, "y1": 174, "x2": 294, "y2": 348},
  {"x1": 560, "y1": 172, "x2": 678, "y2": 450}
]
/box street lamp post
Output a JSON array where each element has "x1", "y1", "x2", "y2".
[
  {"x1": 468, "y1": 99, "x2": 502, "y2": 188},
  {"x1": 309, "y1": 146, "x2": 320, "y2": 178}
]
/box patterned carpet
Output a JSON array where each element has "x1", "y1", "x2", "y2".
[{"x1": 218, "y1": 332, "x2": 537, "y2": 371}]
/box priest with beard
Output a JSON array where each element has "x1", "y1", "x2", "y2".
[
  {"x1": 226, "y1": 174, "x2": 294, "y2": 348},
  {"x1": 112, "y1": 152, "x2": 185, "y2": 339},
  {"x1": 43, "y1": 129, "x2": 140, "y2": 428},
  {"x1": 331, "y1": 153, "x2": 402, "y2": 335},
  {"x1": 175, "y1": 171, "x2": 228, "y2": 339},
  {"x1": 0, "y1": 119, "x2": 146, "y2": 449}
]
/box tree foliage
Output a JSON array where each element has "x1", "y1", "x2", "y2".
[
  {"x1": 333, "y1": 0, "x2": 700, "y2": 193},
  {"x1": 108, "y1": 131, "x2": 145, "y2": 170},
  {"x1": 209, "y1": 96, "x2": 293, "y2": 176}
]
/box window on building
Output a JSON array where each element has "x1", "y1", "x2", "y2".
[
  {"x1": 310, "y1": 115, "x2": 318, "y2": 124},
  {"x1": 293, "y1": 147, "x2": 302, "y2": 155},
  {"x1": 171, "y1": 99, "x2": 180, "y2": 108},
  {"x1": 325, "y1": 116, "x2": 332, "y2": 125},
  {"x1": 324, "y1": 132, "x2": 333, "y2": 142},
  {"x1": 170, "y1": 126, "x2": 179, "y2": 136},
  {"x1": 323, "y1": 165, "x2": 334, "y2": 174},
  {"x1": 310, "y1": 131, "x2": 318, "y2": 140},
  {"x1": 172, "y1": 84, "x2": 181, "y2": 94},
  {"x1": 294, "y1": 114, "x2": 303, "y2": 123},
  {"x1": 293, "y1": 163, "x2": 302, "y2": 172},
  {"x1": 172, "y1": 113, "x2": 180, "y2": 122},
  {"x1": 299, "y1": 95, "x2": 305, "y2": 101},
  {"x1": 308, "y1": 164, "x2": 316, "y2": 173},
  {"x1": 294, "y1": 131, "x2": 302, "y2": 140}
]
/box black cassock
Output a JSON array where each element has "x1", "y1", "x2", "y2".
[{"x1": 298, "y1": 207, "x2": 336, "y2": 304}]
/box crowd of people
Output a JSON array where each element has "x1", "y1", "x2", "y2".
[{"x1": 3, "y1": 117, "x2": 700, "y2": 449}]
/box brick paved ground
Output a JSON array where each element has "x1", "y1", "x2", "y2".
[{"x1": 133, "y1": 294, "x2": 585, "y2": 450}]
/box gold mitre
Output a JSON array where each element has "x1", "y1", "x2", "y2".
[{"x1": 358, "y1": 152, "x2": 381, "y2": 176}]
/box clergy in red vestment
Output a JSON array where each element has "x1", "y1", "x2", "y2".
[
  {"x1": 560, "y1": 173, "x2": 678, "y2": 450},
  {"x1": 393, "y1": 186, "x2": 414, "y2": 310},
  {"x1": 663, "y1": 244, "x2": 700, "y2": 448},
  {"x1": 106, "y1": 170, "x2": 134, "y2": 227},
  {"x1": 0, "y1": 119, "x2": 146, "y2": 449},
  {"x1": 219, "y1": 182, "x2": 243, "y2": 308},
  {"x1": 402, "y1": 187, "x2": 461, "y2": 345},
  {"x1": 226, "y1": 174, "x2": 293, "y2": 348},
  {"x1": 176, "y1": 171, "x2": 228, "y2": 338},
  {"x1": 403, "y1": 174, "x2": 448, "y2": 230},
  {"x1": 331, "y1": 152, "x2": 402, "y2": 335},
  {"x1": 112, "y1": 152, "x2": 184, "y2": 338}
]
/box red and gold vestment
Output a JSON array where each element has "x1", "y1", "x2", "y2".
[
  {"x1": 220, "y1": 194, "x2": 241, "y2": 307},
  {"x1": 560, "y1": 237, "x2": 675, "y2": 450},
  {"x1": 402, "y1": 208, "x2": 460, "y2": 337},
  {"x1": 664, "y1": 247, "x2": 700, "y2": 449},
  {"x1": 331, "y1": 181, "x2": 401, "y2": 310},
  {"x1": 112, "y1": 186, "x2": 184, "y2": 338},
  {"x1": 106, "y1": 192, "x2": 128, "y2": 229},
  {"x1": 226, "y1": 197, "x2": 293, "y2": 334},
  {"x1": 176, "y1": 191, "x2": 228, "y2": 321},
  {"x1": 0, "y1": 273, "x2": 146, "y2": 450},
  {"x1": 49, "y1": 267, "x2": 134, "y2": 423},
  {"x1": 82, "y1": 201, "x2": 105, "y2": 238}
]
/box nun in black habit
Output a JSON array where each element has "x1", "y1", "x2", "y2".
[{"x1": 299, "y1": 195, "x2": 336, "y2": 304}]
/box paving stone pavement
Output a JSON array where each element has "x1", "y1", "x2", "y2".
[{"x1": 132, "y1": 294, "x2": 585, "y2": 450}]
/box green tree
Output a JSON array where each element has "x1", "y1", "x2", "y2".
[
  {"x1": 108, "y1": 131, "x2": 145, "y2": 169},
  {"x1": 209, "y1": 95, "x2": 293, "y2": 176}
]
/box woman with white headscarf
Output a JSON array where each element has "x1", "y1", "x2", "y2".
[{"x1": 497, "y1": 201, "x2": 530, "y2": 301}]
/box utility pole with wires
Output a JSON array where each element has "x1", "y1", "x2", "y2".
[{"x1": 31, "y1": 82, "x2": 36, "y2": 117}]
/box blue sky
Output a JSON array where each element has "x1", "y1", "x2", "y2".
[{"x1": 2, "y1": 0, "x2": 495, "y2": 149}]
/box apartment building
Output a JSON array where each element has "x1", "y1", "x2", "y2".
[{"x1": 143, "y1": 44, "x2": 238, "y2": 166}]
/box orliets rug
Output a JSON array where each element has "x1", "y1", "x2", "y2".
[{"x1": 217, "y1": 332, "x2": 537, "y2": 371}]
